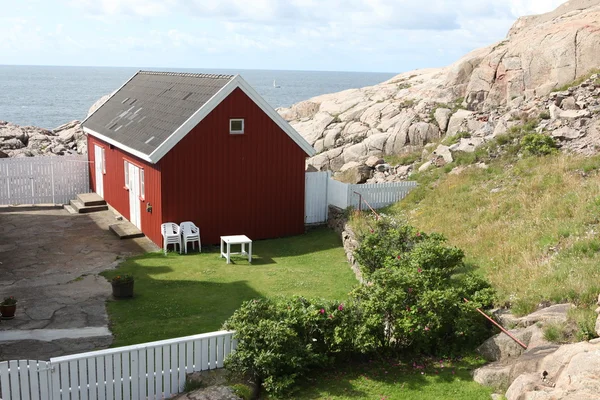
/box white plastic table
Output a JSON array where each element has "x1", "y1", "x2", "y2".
[{"x1": 220, "y1": 235, "x2": 252, "y2": 264}]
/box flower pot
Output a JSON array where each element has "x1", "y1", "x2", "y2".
[
  {"x1": 0, "y1": 304, "x2": 17, "y2": 319},
  {"x1": 112, "y1": 281, "x2": 134, "y2": 298}
]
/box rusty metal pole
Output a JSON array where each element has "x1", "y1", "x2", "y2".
[{"x1": 463, "y1": 298, "x2": 528, "y2": 350}]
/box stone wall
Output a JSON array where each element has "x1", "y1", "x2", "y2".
[{"x1": 328, "y1": 205, "x2": 364, "y2": 283}]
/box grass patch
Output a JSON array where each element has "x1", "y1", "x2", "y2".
[
  {"x1": 101, "y1": 227, "x2": 357, "y2": 346},
  {"x1": 383, "y1": 152, "x2": 600, "y2": 313},
  {"x1": 294, "y1": 355, "x2": 492, "y2": 400},
  {"x1": 554, "y1": 68, "x2": 600, "y2": 92},
  {"x1": 384, "y1": 149, "x2": 422, "y2": 166}
]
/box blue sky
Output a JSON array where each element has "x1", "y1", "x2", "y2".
[{"x1": 0, "y1": 0, "x2": 565, "y2": 73}]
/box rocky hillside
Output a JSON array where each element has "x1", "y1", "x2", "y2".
[
  {"x1": 279, "y1": 0, "x2": 600, "y2": 175},
  {"x1": 0, "y1": 120, "x2": 87, "y2": 158}
]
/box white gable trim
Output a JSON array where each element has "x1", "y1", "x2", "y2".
[
  {"x1": 147, "y1": 75, "x2": 316, "y2": 163},
  {"x1": 83, "y1": 127, "x2": 153, "y2": 163}
]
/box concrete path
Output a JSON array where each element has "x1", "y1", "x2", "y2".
[{"x1": 0, "y1": 208, "x2": 158, "y2": 361}]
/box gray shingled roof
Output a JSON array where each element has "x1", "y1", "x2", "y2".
[{"x1": 83, "y1": 71, "x2": 235, "y2": 156}]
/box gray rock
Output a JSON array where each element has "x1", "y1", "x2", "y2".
[
  {"x1": 560, "y1": 109, "x2": 592, "y2": 120},
  {"x1": 561, "y1": 97, "x2": 578, "y2": 110},
  {"x1": 447, "y1": 110, "x2": 474, "y2": 136},
  {"x1": 173, "y1": 386, "x2": 242, "y2": 400},
  {"x1": 365, "y1": 155, "x2": 384, "y2": 168},
  {"x1": 518, "y1": 304, "x2": 573, "y2": 327},
  {"x1": 473, "y1": 362, "x2": 512, "y2": 392},
  {"x1": 433, "y1": 144, "x2": 453, "y2": 163},
  {"x1": 596, "y1": 314, "x2": 600, "y2": 337},
  {"x1": 551, "y1": 126, "x2": 581, "y2": 140},
  {"x1": 434, "y1": 108, "x2": 452, "y2": 132},
  {"x1": 418, "y1": 161, "x2": 433, "y2": 172}
]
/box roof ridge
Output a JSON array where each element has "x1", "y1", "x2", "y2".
[{"x1": 138, "y1": 70, "x2": 235, "y2": 79}]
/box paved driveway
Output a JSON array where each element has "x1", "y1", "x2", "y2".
[{"x1": 0, "y1": 208, "x2": 157, "y2": 361}]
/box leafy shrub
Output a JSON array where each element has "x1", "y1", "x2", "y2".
[
  {"x1": 539, "y1": 112, "x2": 551, "y2": 120},
  {"x1": 521, "y1": 133, "x2": 558, "y2": 156},
  {"x1": 352, "y1": 216, "x2": 495, "y2": 354},
  {"x1": 223, "y1": 297, "x2": 354, "y2": 398}
]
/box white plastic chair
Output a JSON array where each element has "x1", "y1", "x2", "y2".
[
  {"x1": 180, "y1": 221, "x2": 201, "y2": 254},
  {"x1": 161, "y1": 222, "x2": 182, "y2": 255}
]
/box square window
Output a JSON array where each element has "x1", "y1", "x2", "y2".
[
  {"x1": 230, "y1": 119, "x2": 244, "y2": 134},
  {"x1": 140, "y1": 169, "x2": 145, "y2": 200}
]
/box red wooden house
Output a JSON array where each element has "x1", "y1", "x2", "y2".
[{"x1": 82, "y1": 71, "x2": 315, "y2": 246}]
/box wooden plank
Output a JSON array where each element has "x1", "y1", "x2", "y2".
[
  {"x1": 215, "y1": 335, "x2": 224, "y2": 368},
  {"x1": 59, "y1": 362, "x2": 69, "y2": 400},
  {"x1": 169, "y1": 344, "x2": 177, "y2": 394},
  {"x1": 223, "y1": 336, "x2": 231, "y2": 366},
  {"x1": 104, "y1": 355, "x2": 113, "y2": 400},
  {"x1": 185, "y1": 340, "x2": 193, "y2": 374},
  {"x1": 201, "y1": 339, "x2": 209, "y2": 371},
  {"x1": 18, "y1": 360, "x2": 31, "y2": 400},
  {"x1": 0, "y1": 362, "x2": 10, "y2": 400},
  {"x1": 87, "y1": 358, "x2": 98, "y2": 400},
  {"x1": 138, "y1": 350, "x2": 147, "y2": 400},
  {"x1": 78, "y1": 359, "x2": 88, "y2": 400},
  {"x1": 121, "y1": 353, "x2": 130, "y2": 400},
  {"x1": 51, "y1": 361, "x2": 62, "y2": 400},
  {"x1": 69, "y1": 360, "x2": 80, "y2": 400},
  {"x1": 130, "y1": 351, "x2": 138, "y2": 400},
  {"x1": 38, "y1": 362, "x2": 51, "y2": 400},
  {"x1": 146, "y1": 348, "x2": 155, "y2": 400},
  {"x1": 9, "y1": 361, "x2": 20, "y2": 400},
  {"x1": 193, "y1": 340, "x2": 202, "y2": 372},
  {"x1": 177, "y1": 344, "x2": 185, "y2": 393},
  {"x1": 96, "y1": 357, "x2": 105, "y2": 400},
  {"x1": 208, "y1": 337, "x2": 217, "y2": 370},
  {"x1": 155, "y1": 346, "x2": 163, "y2": 400},
  {"x1": 112, "y1": 354, "x2": 121, "y2": 400},
  {"x1": 162, "y1": 346, "x2": 170, "y2": 399},
  {"x1": 28, "y1": 362, "x2": 41, "y2": 400}
]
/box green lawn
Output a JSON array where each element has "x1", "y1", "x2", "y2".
[
  {"x1": 102, "y1": 227, "x2": 357, "y2": 346},
  {"x1": 294, "y1": 356, "x2": 492, "y2": 400}
]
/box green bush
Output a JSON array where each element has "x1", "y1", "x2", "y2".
[
  {"x1": 222, "y1": 297, "x2": 353, "y2": 398},
  {"x1": 521, "y1": 133, "x2": 558, "y2": 156},
  {"x1": 352, "y1": 217, "x2": 495, "y2": 354}
]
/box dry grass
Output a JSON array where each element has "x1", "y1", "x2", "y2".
[{"x1": 380, "y1": 154, "x2": 600, "y2": 314}]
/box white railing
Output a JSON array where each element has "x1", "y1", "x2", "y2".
[
  {"x1": 305, "y1": 172, "x2": 417, "y2": 224},
  {"x1": 0, "y1": 156, "x2": 90, "y2": 206},
  {"x1": 0, "y1": 330, "x2": 236, "y2": 400}
]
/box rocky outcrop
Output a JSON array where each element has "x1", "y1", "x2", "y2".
[
  {"x1": 279, "y1": 0, "x2": 600, "y2": 172},
  {"x1": 0, "y1": 120, "x2": 86, "y2": 157},
  {"x1": 474, "y1": 302, "x2": 600, "y2": 400}
]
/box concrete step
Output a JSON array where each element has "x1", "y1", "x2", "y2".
[
  {"x1": 77, "y1": 193, "x2": 107, "y2": 207},
  {"x1": 64, "y1": 204, "x2": 77, "y2": 214},
  {"x1": 109, "y1": 223, "x2": 145, "y2": 239},
  {"x1": 70, "y1": 199, "x2": 109, "y2": 214}
]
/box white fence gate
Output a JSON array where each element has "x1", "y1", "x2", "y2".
[
  {"x1": 0, "y1": 156, "x2": 90, "y2": 206},
  {"x1": 305, "y1": 172, "x2": 417, "y2": 224},
  {"x1": 0, "y1": 331, "x2": 236, "y2": 400}
]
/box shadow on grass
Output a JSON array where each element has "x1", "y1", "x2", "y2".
[{"x1": 102, "y1": 260, "x2": 265, "y2": 346}]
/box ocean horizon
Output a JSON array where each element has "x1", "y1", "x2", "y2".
[{"x1": 0, "y1": 65, "x2": 398, "y2": 129}]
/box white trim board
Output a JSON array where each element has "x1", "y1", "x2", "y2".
[{"x1": 84, "y1": 74, "x2": 316, "y2": 165}]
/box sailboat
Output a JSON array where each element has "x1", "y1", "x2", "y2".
[{"x1": 273, "y1": 79, "x2": 281, "y2": 88}]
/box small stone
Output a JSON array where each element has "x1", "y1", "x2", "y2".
[{"x1": 418, "y1": 161, "x2": 433, "y2": 172}]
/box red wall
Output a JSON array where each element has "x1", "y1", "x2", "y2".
[
  {"x1": 87, "y1": 136, "x2": 163, "y2": 245},
  {"x1": 159, "y1": 88, "x2": 307, "y2": 244}
]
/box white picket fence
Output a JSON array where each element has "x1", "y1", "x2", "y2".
[
  {"x1": 305, "y1": 172, "x2": 417, "y2": 224},
  {"x1": 0, "y1": 156, "x2": 90, "y2": 206},
  {"x1": 0, "y1": 330, "x2": 236, "y2": 400}
]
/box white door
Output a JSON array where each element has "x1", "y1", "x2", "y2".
[
  {"x1": 128, "y1": 163, "x2": 141, "y2": 230},
  {"x1": 94, "y1": 145, "x2": 104, "y2": 197}
]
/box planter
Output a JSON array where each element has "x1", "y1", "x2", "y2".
[
  {"x1": 112, "y1": 281, "x2": 134, "y2": 298},
  {"x1": 0, "y1": 304, "x2": 17, "y2": 319}
]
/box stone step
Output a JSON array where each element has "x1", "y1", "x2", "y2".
[
  {"x1": 70, "y1": 199, "x2": 108, "y2": 214},
  {"x1": 64, "y1": 204, "x2": 77, "y2": 214},
  {"x1": 77, "y1": 193, "x2": 107, "y2": 207},
  {"x1": 109, "y1": 223, "x2": 145, "y2": 239}
]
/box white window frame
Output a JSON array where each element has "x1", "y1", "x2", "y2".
[
  {"x1": 229, "y1": 118, "x2": 245, "y2": 134},
  {"x1": 124, "y1": 160, "x2": 130, "y2": 189},
  {"x1": 101, "y1": 148, "x2": 106, "y2": 174},
  {"x1": 140, "y1": 169, "x2": 145, "y2": 200}
]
